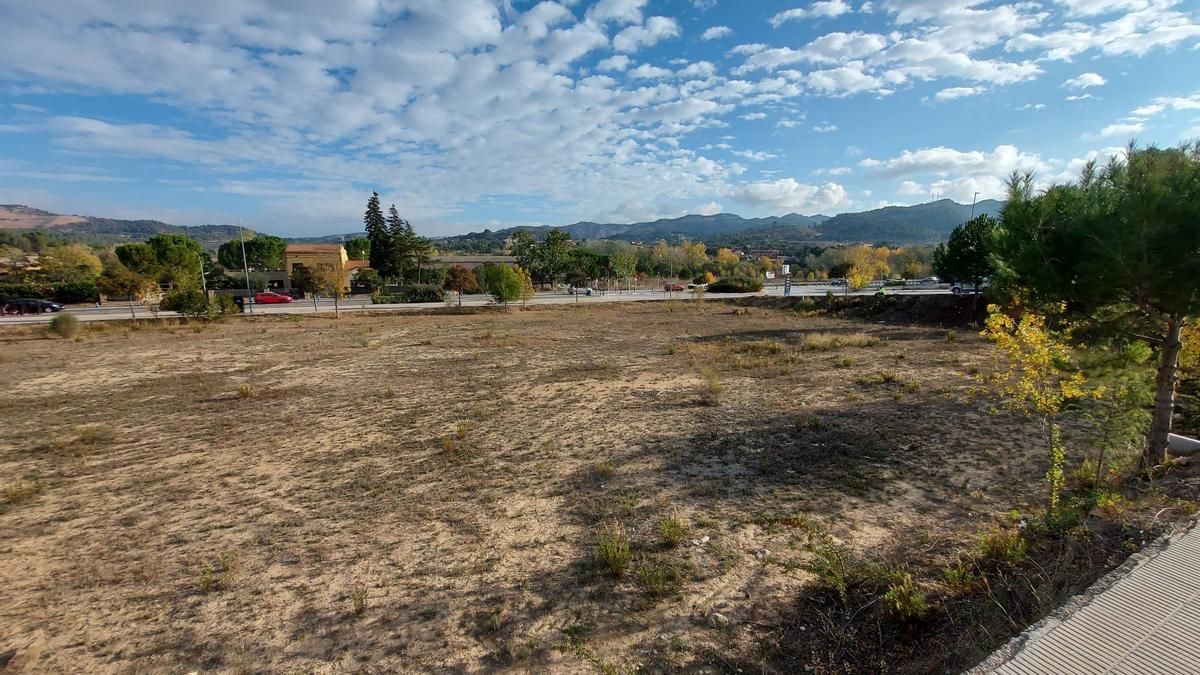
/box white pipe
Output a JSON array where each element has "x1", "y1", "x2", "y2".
[{"x1": 1167, "y1": 433, "x2": 1200, "y2": 456}]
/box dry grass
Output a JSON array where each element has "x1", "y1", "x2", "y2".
[
  {"x1": 801, "y1": 331, "x2": 882, "y2": 351},
  {"x1": 0, "y1": 302, "x2": 1141, "y2": 672}
]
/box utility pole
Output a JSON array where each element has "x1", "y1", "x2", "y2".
[
  {"x1": 198, "y1": 251, "x2": 207, "y2": 295},
  {"x1": 970, "y1": 192, "x2": 980, "y2": 219},
  {"x1": 239, "y1": 221, "x2": 253, "y2": 314}
]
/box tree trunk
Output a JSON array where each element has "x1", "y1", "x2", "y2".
[
  {"x1": 128, "y1": 297, "x2": 136, "y2": 320},
  {"x1": 1145, "y1": 315, "x2": 1185, "y2": 469},
  {"x1": 334, "y1": 295, "x2": 340, "y2": 319}
]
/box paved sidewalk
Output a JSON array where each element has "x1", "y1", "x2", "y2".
[{"x1": 973, "y1": 521, "x2": 1200, "y2": 674}]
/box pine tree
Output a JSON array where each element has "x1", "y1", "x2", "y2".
[
  {"x1": 387, "y1": 205, "x2": 412, "y2": 282},
  {"x1": 364, "y1": 192, "x2": 392, "y2": 280}
]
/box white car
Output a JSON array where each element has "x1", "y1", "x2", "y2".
[
  {"x1": 567, "y1": 286, "x2": 594, "y2": 296},
  {"x1": 951, "y1": 278, "x2": 990, "y2": 294}
]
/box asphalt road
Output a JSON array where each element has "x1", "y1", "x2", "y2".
[{"x1": 0, "y1": 283, "x2": 952, "y2": 324}]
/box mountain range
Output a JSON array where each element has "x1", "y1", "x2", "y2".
[
  {"x1": 434, "y1": 198, "x2": 1002, "y2": 249},
  {"x1": 1, "y1": 198, "x2": 1003, "y2": 250}
]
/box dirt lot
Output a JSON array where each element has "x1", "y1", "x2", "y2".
[{"x1": 0, "y1": 302, "x2": 1189, "y2": 672}]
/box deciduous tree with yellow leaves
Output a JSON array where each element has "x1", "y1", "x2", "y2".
[{"x1": 979, "y1": 305, "x2": 1088, "y2": 513}]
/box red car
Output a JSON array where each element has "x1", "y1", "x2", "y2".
[
  {"x1": 663, "y1": 283, "x2": 685, "y2": 292},
  {"x1": 254, "y1": 291, "x2": 293, "y2": 304}
]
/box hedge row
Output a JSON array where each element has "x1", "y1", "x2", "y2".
[
  {"x1": 372, "y1": 284, "x2": 446, "y2": 304},
  {"x1": 0, "y1": 279, "x2": 99, "y2": 303},
  {"x1": 707, "y1": 277, "x2": 764, "y2": 293}
]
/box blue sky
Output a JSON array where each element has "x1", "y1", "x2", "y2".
[{"x1": 1, "y1": 0, "x2": 1198, "y2": 237}]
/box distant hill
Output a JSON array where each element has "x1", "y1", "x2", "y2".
[
  {"x1": 3, "y1": 197, "x2": 1002, "y2": 252},
  {"x1": 817, "y1": 199, "x2": 1003, "y2": 243},
  {"x1": 435, "y1": 200, "x2": 997, "y2": 250},
  {"x1": 0, "y1": 205, "x2": 86, "y2": 230},
  {"x1": 433, "y1": 212, "x2": 828, "y2": 250},
  {"x1": 0, "y1": 205, "x2": 250, "y2": 248}
]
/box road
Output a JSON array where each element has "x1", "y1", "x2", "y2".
[{"x1": 0, "y1": 283, "x2": 952, "y2": 324}]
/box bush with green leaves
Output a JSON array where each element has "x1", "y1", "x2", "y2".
[
  {"x1": 707, "y1": 277, "x2": 764, "y2": 293},
  {"x1": 160, "y1": 289, "x2": 210, "y2": 317},
  {"x1": 372, "y1": 284, "x2": 445, "y2": 303},
  {"x1": 485, "y1": 265, "x2": 523, "y2": 307},
  {"x1": 881, "y1": 569, "x2": 929, "y2": 621}
]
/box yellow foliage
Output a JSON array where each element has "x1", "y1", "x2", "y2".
[
  {"x1": 715, "y1": 247, "x2": 739, "y2": 270},
  {"x1": 1181, "y1": 325, "x2": 1200, "y2": 376},
  {"x1": 979, "y1": 305, "x2": 1089, "y2": 511}
]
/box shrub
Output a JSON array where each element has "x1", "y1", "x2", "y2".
[
  {"x1": 636, "y1": 557, "x2": 686, "y2": 597},
  {"x1": 49, "y1": 313, "x2": 79, "y2": 338},
  {"x1": 658, "y1": 510, "x2": 688, "y2": 547},
  {"x1": 351, "y1": 585, "x2": 368, "y2": 615},
  {"x1": 4, "y1": 478, "x2": 42, "y2": 505},
  {"x1": 197, "y1": 551, "x2": 239, "y2": 593},
  {"x1": 237, "y1": 383, "x2": 254, "y2": 399},
  {"x1": 160, "y1": 289, "x2": 210, "y2": 317},
  {"x1": 399, "y1": 284, "x2": 445, "y2": 303},
  {"x1": 373, "y1": 285, "x2": 446, "y2": 304},
  {"x1": 707, "y1": 277, "x2": 764, "y2": 293},
  {"x1": 697, "y1": 368, "x2": 722, "y2": 406},
  {"x1": 882, "y1": 569, "x2": 929, "y2": 621},
  {"x1": 593, "y1": 521, "x2": 632, "y2": 577},
  {"x1": 805, "y1": 544, "x2": 862, "y2": 602},
  {"x1": 977, "y1": 526, "x2": 1027, "y2": 565},
  {"x1": 940, "y1": 560, "x2": 981, "y2": 592}
]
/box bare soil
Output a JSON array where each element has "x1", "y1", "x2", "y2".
[{"x1": 0, "y1": 302, "x2": 1190, "y2": 673}]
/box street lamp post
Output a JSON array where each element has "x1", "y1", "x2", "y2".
[
  {"x1": 970, "y1": 191, "x2": 980, "y2": 219},
  {"x1": 239, "y1": 222, "x2": 253, "y2": 314}
]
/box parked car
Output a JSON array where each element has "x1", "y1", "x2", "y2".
[
  {"x1": 254, "y1": 291, "x2": 294, "y2": 304},
  {"x1": 686, "y1": 283, "x2": 708, "y2": 290},
  {"x1": 829, "y1": 279, "x2": 847, "y2": 287},
  {"x1": 567, "y1": 286, "x2": 594, "y2": 296},
  {"x1": 3, "y1": 298, "x2": 63, "y2": 315},
  {"x1": 663, "y1": 283, "x2": 685, "y2": 292},
  {"x1": 951, "y1": 277, "x2": 990, "y2": 295},
  {"x1": 919, "y1": 276, "x2": 940, "y2": 284}
]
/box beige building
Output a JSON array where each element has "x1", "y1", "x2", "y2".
[{"x1": 282, "y1": 244, "x2": 367, "y2": 293}]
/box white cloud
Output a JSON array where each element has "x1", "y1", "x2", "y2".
[
  {"x1": 613, "y1": 16, "x2": 680, "y2": 53},
  {"x1": 1006, "y1": 2, "x2": 1200, "y2": 60},
  {"x1": 676, "y1": 61, "x2": 716, "y2": 78},
  {"x1": 813, "y1": 123, "x2": 839, "y2": 132},
  {"x1": 597, "y1": 55, "x2": 631, "y2": 71},
  {"x1": 814, "y1": 166, "x2": 852, "y2": 175},
  {"x1": 741, "y1": 112, "x2": 768, "y2": 120},
  {"x1": 627, "y1": 63, "x2": 672, "y2": 79},
  {"x1": 1063, "y1": 72, "x2": 1107, "y2": 89},
  {"x1": 1018, "y1": 102, "x2": 1046, "y2": 110},
  {"x1": 769, "y1": 1, "x2": 853, "y2": 27},
  {"x1": 731, "y1": 178, "x2": 851, "y2": 212},
  {"x1": 731, "y1": 149, "x2": 778, "y2": 161},
  {"x1": 587, "y1": 0, "x2": 648, "y2": 25},
  {"x1": 1066, "y1": 93, "x2": 1096, "y2": 101},
  {"x1": 701, "y1": 25, "x2": 732, "y2": 40},
  {"x1": 696, "y1": 200, "x2": 723, "y2": 215},
  {"x1": 935, "y1": 86, "x2": 983, "y2": 101},
  {"x1": 860, "y1": 144, "x2": 1049, "y2": 178},
  {"x1": 729, "y1": 43, "x2": 768, "y2": 55},
  {"x1": 1090, "y1": 121, "x2": 1146, "y2": 139}
]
